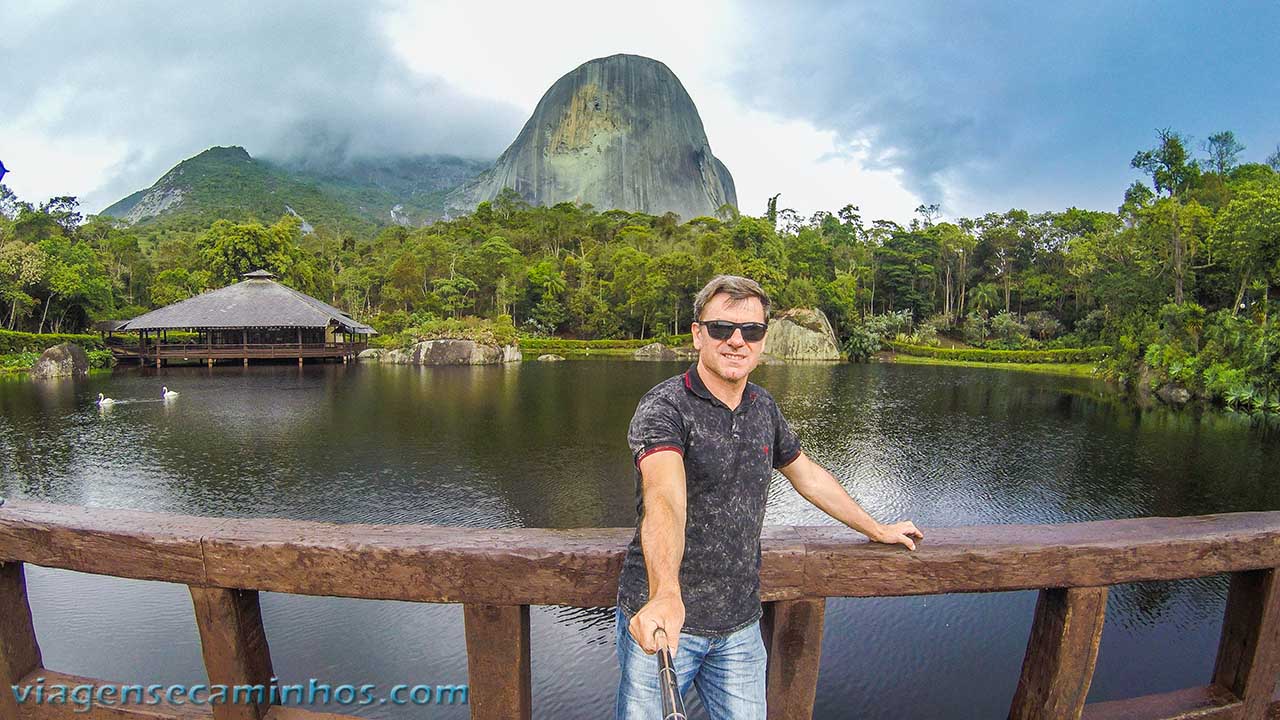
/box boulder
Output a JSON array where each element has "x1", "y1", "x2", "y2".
[
  {"x1": 30, "y1": 343, "x2": 90, "y2": 379},
  {"x1": 1157, "y1": 384, "x2": 1193, "y2": 405},
  {"x1": 356, "y1": 348, "x2": 384, "y2": 361},
  {"x1": 376, "y1": 340, "x2": 522, "y2": 366},
  {"x1": 537, "y1": 354, "x2": 567, "y2": 362},
  {"x1": 762, "y1": 308, "x2": 841, "y2": 361},
  {"x1": 383, "y1": 348, "x2": 412, "y2": 365},
  {"x1": 634, "y1": 342, "x2": 678, "y2": 361}
]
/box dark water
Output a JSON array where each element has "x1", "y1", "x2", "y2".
[{"x1": 1, "y1": 361, "x2": 1277, "y2": 719}]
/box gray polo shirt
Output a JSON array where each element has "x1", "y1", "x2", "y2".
[{"x1": 617, "y1": 364, "x2": 802, "y2": 636}]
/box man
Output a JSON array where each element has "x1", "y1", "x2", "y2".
[{"x1": 616, "y1": 275, "x2": 923, "y2": 719}]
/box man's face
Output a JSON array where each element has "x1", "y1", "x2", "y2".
[{"x1": 692, "y1": 293, "x2": 767, "y2": 384}]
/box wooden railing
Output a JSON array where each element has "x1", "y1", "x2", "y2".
[
  {"x1": 1, "y1": 500, "x2": 1278, "y2": 719},
  {"x1": 146, "y1": 343, "x2": 366, "y2": 357}
]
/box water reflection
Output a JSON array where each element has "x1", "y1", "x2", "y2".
[{"x1": 2, "y1": 361, "x2": 1277, "y2": 718}]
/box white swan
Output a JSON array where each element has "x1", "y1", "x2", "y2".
[
  {"x1": 96, "y1": 392, "x2": 116, "y2": 407},
  {"x1": 162, "y1": 386, "x2": 179, "y2": 400}
]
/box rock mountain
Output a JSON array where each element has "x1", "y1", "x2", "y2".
[
  {"x1": 102, "y1": 54, "x2": 736, "y2": 228},
  {"x1": 446, "y1": 54, "x2": 736, "y2": 220}
]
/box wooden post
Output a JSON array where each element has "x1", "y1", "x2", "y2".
[
  {"x1": 1212, "y1": 568, "x2": 1280, "y2": 716},
  {"x1": 0, "y1": 562, "x2": 43, "y2": 719},
  {"x1": 1010, "y1": 587, "x2": 1107, "y2": 720},
  {"x1": 761, "y1": 598, "x2": 825, "y2": 720},
  {"x1": 463, "y1": 603, "x2": 531, "y2": 720},
  {"x1": 190, "y1": 587, "x2": 275, "y2": 720}
]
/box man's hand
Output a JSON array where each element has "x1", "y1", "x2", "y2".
[
  {"x1": 629, "y1": 592, "x2": 685, "y2": 656},
  {"x1": 869, "y1": 521, "x2": 925, "y2": 551}
]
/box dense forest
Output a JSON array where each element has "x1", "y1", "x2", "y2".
[{"x1": 2, "y1": 130, "x2": 1278, "y2": 408}]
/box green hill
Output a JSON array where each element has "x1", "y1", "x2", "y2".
[{"x1": 100, "y1": 146, "x2": 490, "y2": 232}]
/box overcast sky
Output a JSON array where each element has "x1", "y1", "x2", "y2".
[{"x1": 1, "y1": 0, "x2": 1277, "y2": 224}]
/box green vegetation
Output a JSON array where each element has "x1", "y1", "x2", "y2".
[
  {"x1": 888, "y1": 343, "x2": 1110, "y2": 364},
  {"x1": 372, "y1": 315, "x2": 519, "y2": 350},
  {"x1": 2, "y1": 127, "x2": 1277, "y2": 411},
  {"x1": 101, "y1": 147, "x2": 489, "y2": 231},
  {"x1": 1, "y1": 347, "x2": 114, "y2": 373},
  {"x1": 520, "y1": 334, "x2": 692, "y2": 352},
  {"x1": 889, "y1": 354, "x2": 1100, "y2": 379},
  {"x1": 0, "y1": 329, "x2": 103, "y2": 353}
]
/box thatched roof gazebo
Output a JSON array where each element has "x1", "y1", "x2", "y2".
[{"x1": 116, "y1": 270, "x2": 375, "y2": 366}]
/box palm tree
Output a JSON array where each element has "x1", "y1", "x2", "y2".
[{"x1": 970, "y1": 283, "x2": 999, "y2": 313}]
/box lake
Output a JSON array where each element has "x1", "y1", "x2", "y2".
[{"x1": 1, "y1": 360, "x2": 1277, "y2": 718}]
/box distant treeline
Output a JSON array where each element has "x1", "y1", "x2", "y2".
[{"x1": 1, "y1": 129, "x2": 1278, "y2": 406}]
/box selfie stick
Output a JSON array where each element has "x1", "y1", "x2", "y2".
[{"x1": 654, "y1": 628, "x2": 686, "y2": 720}]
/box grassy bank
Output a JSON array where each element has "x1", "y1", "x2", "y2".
[{"x1": 885, "y1": 352, "x2": 1102, "y2": 378}]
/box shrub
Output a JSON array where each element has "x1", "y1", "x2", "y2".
[
  {"x1": 0, "y1": 329, "x2": 104, "y2": 354},
  {"x1": 1204, "y1": 361, "x2": 1247, "y2": 401},
  {"x1": 843, "y1": 326, "x2": 882, "y2": 362},
  {"x1": 0, "y1": 352, "x2": 40, "y2": 371},
  {"x1": 1024, "y1": 311, "x2": 1062, "y2": 340},
  {"x1": 963, "y1": 311, "x2": 989, "y2": 345},
  {"x1": 87, "y1": 349, "x2": 116, "y2": 369},
  {"x1": 1073, "y1": 310, "x2": 1106, "y2": 344},
  {"x1": 990, "y1": 311, "x2": 1029, "y2": 345}
]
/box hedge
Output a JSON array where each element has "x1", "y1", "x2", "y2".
[
  {"x1": 0, "y1": 329, "x2": 104, "y2": 354},
  {"x1": 519, "y1": 334, "x2": 692, "y2": 351},
  {"x1": 888, "y1": 342, "x2": 1111, "y2": 364}
]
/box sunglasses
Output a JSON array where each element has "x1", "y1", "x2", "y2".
[{"x1": 699, "y1": 319, "x2": 768, "y2": 342}]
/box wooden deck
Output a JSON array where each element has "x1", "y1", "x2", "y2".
[
  {"x1": 2, "y1": 500, "x2": 1279, "y2": 719},
  {"x1": 111, "y1": 343, "x2": 368, "y2": 365}
]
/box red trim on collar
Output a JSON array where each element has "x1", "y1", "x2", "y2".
[{"x1": 683, "y1": 371, "x2": 693, "y2": 390}]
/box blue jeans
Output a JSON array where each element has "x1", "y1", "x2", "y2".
[{"x1": 615, "y1": 606, "x2": 767, "y2": 720}]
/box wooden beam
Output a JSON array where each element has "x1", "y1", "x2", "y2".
[
  {"x1": 1213, "y1": 568, "x2": 1280, "y2": 718},
  {"x1": 189, "y1": 587, "x2": 275, "y2": 720},
  {"x1": 761, "y1": 598, "x2": 825, "y2": 720},
  {"x1": 1081, "y1": 684, "x2": 1240, "y2": 720},
  {"x1": 796, "y1": 517, "x2": 1280, "y2": 597},
  {"x1": 2, "y1": 501, "x2": 1280, "y2": 605},
  {"x1": 463, "y1": 604, "x2": 530, "y2": 720},
  {"x1": 0, "y1": 562, "x2": 42, "y2": 719},
  {"x1": 1010, "y1": 586, "x2": 1107, "y2": 720}
]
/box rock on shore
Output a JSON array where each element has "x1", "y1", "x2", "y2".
[
  {"x1": 362, "y1": 340, "x2": 520, "y2": 365},
  {"x1": 30, "y1": 343, "x2": 90, "y2": 378},
  {"x1": 762, "y1": 308, "x2": 841, "y2": 361}
]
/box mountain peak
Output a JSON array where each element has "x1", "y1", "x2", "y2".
[
  {"x1": 186, "y1": 146, "x2": 253, "y2": 164},
  {"x1": 446, "y1": 54, "x2": 736, "y2": 219}
]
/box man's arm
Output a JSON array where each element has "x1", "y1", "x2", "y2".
[
  {"x1": 629, "y1": 450, "x2": 688, "y2": 655},
  {"x1": 779, "y1": 452, "x2": 923, "y2": 550}
]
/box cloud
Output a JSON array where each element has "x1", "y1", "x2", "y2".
[
  {"x1": 0, "y1": 0, "x2": 524, "y2": 211},
  {"x1": 727, "y1": 1, "x2": 1280, "y2": 217}
]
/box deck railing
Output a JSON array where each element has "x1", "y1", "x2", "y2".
[
  {"x1": 1, "y1": 500, "x2": 1278, "y2": 720},
  {"x1": 145, "y1": 342, "x2": 366, "y2": 358}
]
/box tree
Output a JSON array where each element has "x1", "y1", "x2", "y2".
[
  {"x1": 1135, "y1": 198, "x2": 1213, "y2": 304},
  {"x1": 34, "y1": 235, "x2": 112, "y2": 332},
  {"x1": 1266, "y1": 145, "x2": 1280, "y2": 173},
  {"x1": 1212, "y1": 187, "x2": 1280, "y2": 316},
  {"x1": 1203, "y1": 131, "x2": 1245, "y2": 175},
  {"x1": 0, "y1": 241, "x2": 47, "y2": 329},
  {"x1": 1131, "y1": 129, "x2": 1199, "y2": 197},
  {"x1": 198, "y1": 216, "x2": 312, "y2": 289}
]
